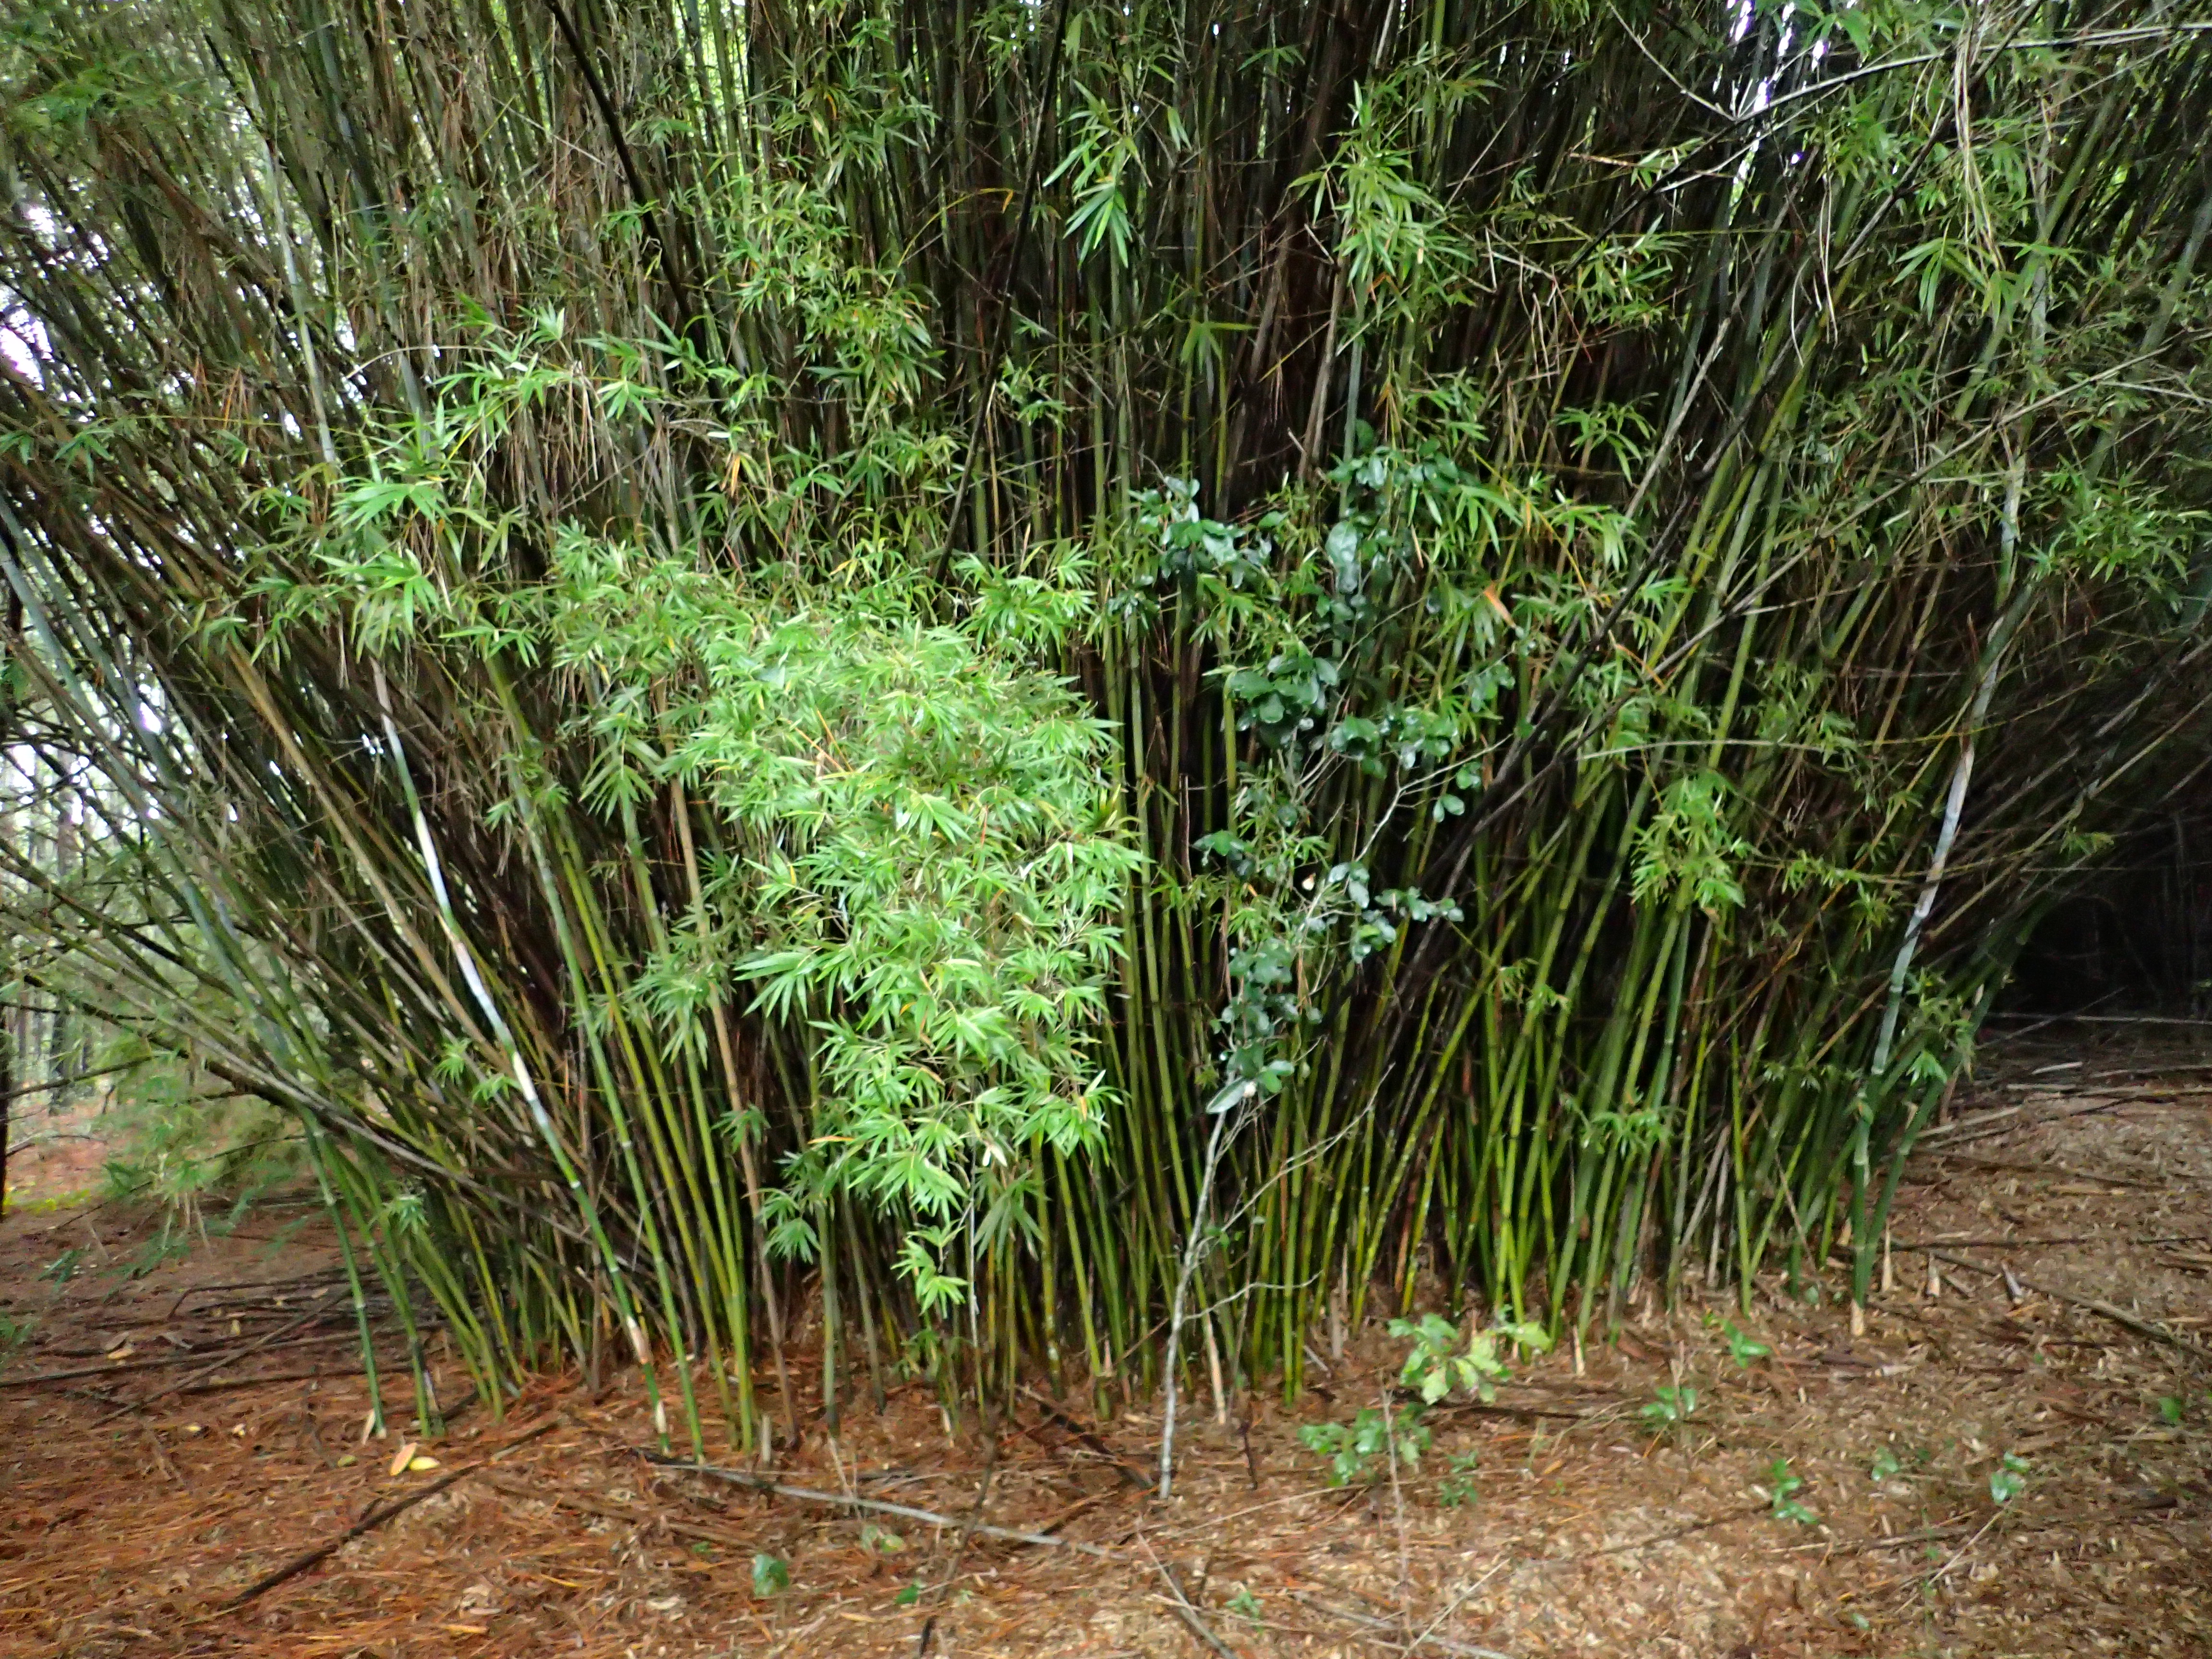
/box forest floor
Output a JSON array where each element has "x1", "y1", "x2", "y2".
[{"x1": 0, "y1": 1027, "x2": 2207, "y2": 1659}]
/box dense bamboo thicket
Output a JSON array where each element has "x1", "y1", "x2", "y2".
[{"x1": 4, "y1": 0, "x2": 2212, "y2": 1449}]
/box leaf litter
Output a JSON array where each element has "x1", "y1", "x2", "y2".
[{"x1": 0, "y1": 1030, "x2": 2203, "y2": 1656}]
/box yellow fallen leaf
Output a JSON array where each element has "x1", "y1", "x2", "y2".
[
  {"x1": 389, "y1": 1440, "x2": 419, "y2": 1478},
  {"x1": 407, "y1": 1455, "x2": 441, "y2": 1472},
  {"x1": 104, "y1": 1344, "x2": 135, "y2": 1360}
]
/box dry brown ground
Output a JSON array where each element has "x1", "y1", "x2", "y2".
[{"x1": 0, "y1": 1028, "x2": 2206, "y2": 1659}]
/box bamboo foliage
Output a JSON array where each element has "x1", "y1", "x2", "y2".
[{"x1": 2, "y1": 0, "x2": 2211, "y2": 1445}]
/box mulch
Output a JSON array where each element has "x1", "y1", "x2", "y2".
[{"x1": 0, "y1": 1028, "x2": 2206, "y2": 1657}]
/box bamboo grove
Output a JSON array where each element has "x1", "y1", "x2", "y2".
[{"x1": 3, "y1": 0, "x2": 2212, "y2": 1451}]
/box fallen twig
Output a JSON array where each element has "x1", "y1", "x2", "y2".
[
  {"x1": 1020, "y1": 1384, "x2": 1152, "y2": 1488},
  {"x1": 214, "y1": 1416, "x2": 561, "y2": 1611},
  {"x1": 1917, "y1": 1090, "x2": 2199, "y2": 1149},
  {"x1": 638, "y1": 1453, "x2": 1116, "y2": 1557},
  {"x1": 1929, "y1": 1251, "x2": 2212, "y2": 1361},
  {"x1": 913, "y1": 1430, "x2": 1002, "y2": 1641},
  {"x1": 1432, "y1": 1397, "x2": 1596, "y2": 1425},
  {"x1": 1289, "y1": 1591, "x2": 1517, "y2": 1658},
  {"x1": 298, "y1": 1407, "x2": 337, "y2": 1470},
  {"x1": 1139, "y1": 1532, "x2": 1240, "y2": 1659},
  {"x1": 142, "y1": 1420, "x2": 179, "y2": 1483},
  {"x1": 1538, "y1": 1503, "x2": 1768, "y2": 1566},
  {"x1": 487, "y1": 1475, "x2": 757, "y2": 1549},
  {"x1": 1381, "y1": 1380, "x2": 1611, "y2": 1425},
  {"x1": 1889, "y1": 1235, "x2": 2209, "y2": 1249},
  {"x1": 96, "y1": 1287, "x2": 347, "y2": 1426},
  {"x1": 1408, "y1": 1563, "x2": 1509, "y2": 1655},
  {"x1": 2084, "y1": 1062, "x2": 2212, "y2": 1082},
  {"x1": 1033, "y1": 1490, "x2": 1111, "y2": 1535},
  {"x1": 1916, "y1": 1153, "x2": 2159, "y2": 1189},
  {"x1": 172, "y1": 1363, "x2": 391, "y2": 1398},
  {"x1": 168, "y1": 1273, "x2": 342, "y2": 1320},
  {"x1": 1, "y1": 1330, "x2": 366, "y2": 1389},
  {"x1": 1983, "y1": 1012, "x2": 2212, "y2": 1027},
  {"x1": 1850, "y1": 1521, "x2": 1973, "y2": 1550},
  {"x1": 1912, "y1": 1104, "x2": 2023, "y2": 1147}
]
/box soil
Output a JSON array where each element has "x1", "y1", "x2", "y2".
[
  {"x1": 4, "y1": 1090, "x2": 122, "y2": 1215},
  {"x1": 0, "y1": 1028, "x2": 2206, "y2": 1658}
]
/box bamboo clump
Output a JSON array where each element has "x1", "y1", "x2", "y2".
[{"x1": 2, "y1": 0, "x2": 2211, "y2": 1449}]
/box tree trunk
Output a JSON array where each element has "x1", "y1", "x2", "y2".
[{"x1": 0, "y1": 589, "x2": 21, "y2": 1219}]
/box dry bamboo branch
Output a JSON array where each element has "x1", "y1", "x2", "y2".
[
  {"x1": 1287, "y1": 1592, "x2": 1520, "y2": 1659},
  {"x1": 1927, "y1": 1251, "x2": 2212, "y2": 1361},
  {"x1": 213, "y1": 1417, "x2": 563, "y2": 1612},
  {"x1": 637, "y1": 1453, "x2": 1117, "y2": 1556},
  {"x1": 93, "y1": 1288, "x2": 348, "y2": 1426}
]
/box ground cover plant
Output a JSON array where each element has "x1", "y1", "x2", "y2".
[{"x1": 2, "y1": 0, "x2": 2211, "y2": 1456}]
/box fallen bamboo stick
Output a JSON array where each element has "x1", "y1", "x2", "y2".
[
  {"x1": 1288, "y1": 1592, "x2": 1519, "y2": 1659},
  {"x1": 0, "y1": 1330, "x2": 371, "y2": 1389},
  {"x1": 486, "y1": 1475, "x2": 759, "y2": 1550},
  {"x1": 1928, "y1": 1251, "x2": 2212, "y2": 1361},
  {"x1": 1019, "y1": 1383, "x2": 1152, "y2": 1488},
  {"x1": 637, "y1": 1452, "x2": 1116, "y2": 1557},
  {"x1": 96, "y1": 1287, "x2": 348, "y2": 1426},
  {"x1": 214, "y1": 1416, "x2": 562, "y2": 1611},
  {"x1": 1137, "y1": 1532, "x2": 1238, "y2": 1659}
]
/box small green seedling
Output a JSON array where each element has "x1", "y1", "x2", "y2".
[
  {"x1": 1389, "y1": 1313, "x2": 1552, "y2": 1405},
  {"x1": 752, "y1": 1552, "x2": 790, "y2": 1598},
  {"x1": 1988, "y1": 1453, "x2": 2029, "y2": 1505},
  {"x1": 1439, "y1": 1450, "x2": 1482, "y2": 1508},
  {"x1": 894, "y1": 1582, "x2": 923, "y2": 1607},
  {"x1": 1869, "y1": 1446, "x2": 1902, "y2": 1483},
  {"x1": 2158, "y1": 1396, "x2": 2184, "y2": 1426},
  {"x1": 1722, "y1": 1322, "x2": 1771, "y2": 1368},
  {"x1": 1298, "y1": 1406, "x2": 1431, "y2": 1486},
  {"x1": 1226, "y1": 1586, "x2": 1264, "y2": 1624},
  {"x1": 1639, "y1": 1384, "x2": 1697, "y2": 1427},
  {"x1": 860, "y1": 1522, "x2": 906, "y2": 1554},
  {"x1": 1764, "y1": 1458, "x2": 1816, "y2": 1525}
]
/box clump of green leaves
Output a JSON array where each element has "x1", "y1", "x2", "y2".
[
  {"x1": 1869, "y1": 1446, "x2": 1903, "y2": 1483},
  {"x1": 1299, "y1": 1406, "x2": 1432, "y2": 1487},
  {"x1": 1439, "y1": 1450, "x2": 1482, "y2": 1508},
  {"x1": 1721, "y1": 1322, "x2": 1771, "y2": 1368},
  {"x1": 1389, "y1": 1313, "x2": 1552, "y2": 1405},
  {"x1": 752, "y1": 1552, "x2": 791, "y2": 1598},
  {"x1": 1988, "y1": 1453, "x2": 2030, "y2": 1505},
  {"x1": 501, "y1": 526, "x2": 1142, "y2": 1307},
  {"x1": 1762, "y1": 1458, "x2": 1816, "y2": 1525},
  {"x1": 1639, "y1": 1384, "x2": 1697, "y2": 1428},
  {"x1": 91, "y1": 1033, "x2": 303, "y2": 1233}
]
